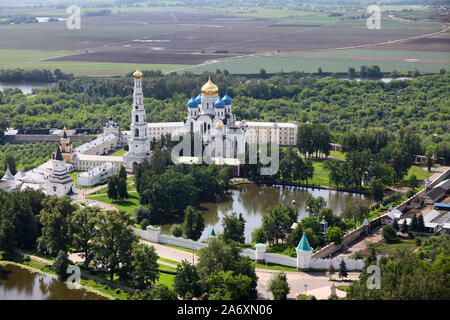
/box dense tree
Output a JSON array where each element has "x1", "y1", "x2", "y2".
[
  {"x1": 37, "y1": 196, "x2": 76, "y2": 256},
  {"x1": 183, "y1": 206, "x2": 205, "y2": 241},
  {"x1": 53, "y1": 250, "x2": 70, "y2": 281},
  {"x1": 306, "y1": 196, "x2": 326, "y2": 217},
  {"x1": 207, "y1": 270, "x2": 253, "y2": 300},
  {"x1": 140, "y1": 168, "x2": 197, "y2": 222},
  {"x1": 131, "y1": 285, "x2": 178, "y2": 300},
  {"x1": 382, "y1": 225, "x2": 397, "y2": 243},
  {"x1": 92, "y1": 210, "x2": 138, "y2": 281},
  {"x1": 197, "y1": 238, "x2": 258, "y2": 299},
  {"x1": 170, "y1": 224, "x2": 183, "y2": 237},
  {"x1": 369, "y1": 179, "x2": 385, "y2": 203},
  {"x1": 0, "y1": 219, "x2": 17, "y2": 255},
  {"x1": 2, "y1": 153, "x2": 17, "y2": 175},
  {"x1": 107, "y1": 175, "x2": 119, "y2": 200},
  {"x1": 262, "y1": 205, "x2": 297, "y2": 245},
  {"x1": 222, "y1": 212, "x2": 246, "y2": 244},
  {"x1": 174, "y1": 260, "x2": 202, "y2": 300},
  {"x1": 401, "y1": 219, "x2": 408, "y2": 234},
  {"x1": 342, "y1": 199, "x2": 370, "y2": 224},
  {"x1": 131, "y1": 243, "x2": 160, "y2": 289},
  {"x1": 117, "y1": 165, "x2": 128, "y2": 200},
  {"x1": 70, "y1": 207, "x2": 99, "y2": 268},
  {"x1": 348, "y1": 249, "x2": 450, "y2": 300},
  {"x1": 251, "y1": 227, "x2": 267, "y2": 244},
  {"x1": 268, "y1": 271, "x2": 290, "y2": 300},
  {"x1": 338, "y1": 260, "x2": 348, "y2": 280},
  {"x1": 326, "y1": 226, "x2": 343, "y2": 244}
]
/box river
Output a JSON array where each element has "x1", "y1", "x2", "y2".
[
  {"x1": 160, "y1": 183, "x2": 372, "y2": 242},
  {"x1": 0, "y1": 264, "x2": 106, "y2": 300}
]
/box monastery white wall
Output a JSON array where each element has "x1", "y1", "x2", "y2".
[{"x1": 133, "y1": 227, "x2": 364, "y2": 270}]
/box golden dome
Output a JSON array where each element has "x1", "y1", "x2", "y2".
[
  {"x1": 215, "y1": 122, "x2": 223, "y2": 128},
  {"x1": 133, "y1": 69, "x2": 142, "y2": 79},
  {"x1": 201, "y1": 76, "x2": 218, "y2": 95}
]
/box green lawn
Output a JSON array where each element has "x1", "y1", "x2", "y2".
[
  {"x1": 87, "y1": 193, "x2": 140, "y2": 213},
  {"x1": 89, "y1": 176, "x2": 136, "y2": 195},
  {"x1": 156, "y1": 272, "x2": 176, "y2": 288},
  {"x1": 309, "y1": 160, "x2": 331, "y2": 186},
  {"x1": 253, "y1": 262, "x2": 298, "y2": 272},
  {"x1": 158, "y1": 257, "x2": 182, "y2": 267},
  {"x1": 110, "y1": 149, "x2": 127, "y2": 156},
  {"x1": 329, "y1": 150, "x2": 346, "y2": 160},
  {"x1": 362, "y1": 238, "x2": 418, "y2": 256},
  {"x1": 158, "y1": 263, "x2": 177, "y2": 272}
]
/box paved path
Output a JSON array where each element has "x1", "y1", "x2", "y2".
[
  {"x1": 334, "y1": 227, "x2": 382, "y2": 259},
  {"x1": 256, "y1": 269, "x2": 358, "y2": 300}
]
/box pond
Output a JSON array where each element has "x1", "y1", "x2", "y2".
[
  {"x1": 0, "y1": 264, "x2": 106, "y2": 300},
  {"x1": 160, "y1": 183, "x2": 372, "y2": 242},
  {"x1": 0, "y1": 82, "x2": 55, "y2": 94}
]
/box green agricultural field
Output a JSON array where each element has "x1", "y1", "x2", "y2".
[
  {"x1": 189, "y1": 48, "x2": 450, "y2": 74},
  {"x1": 0, "y1": 49, "x2": 75, "y2": 66},
  {"x1": 279, "y1": 15, "x2": 442, "y2": 30},
  {"x1": 0, "y1": 49, "x2": 188, "y2": 77}
]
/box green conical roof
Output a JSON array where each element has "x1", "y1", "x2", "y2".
[
  {"x1": 210, "y1": 228, "x2": 216, "y2": 237},
  {"x1": 296, "y1": 232, "x2": 312, "y2": 252}
]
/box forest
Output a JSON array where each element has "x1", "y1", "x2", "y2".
[
  {"x1": 0, "y1": 71, "x2": 450, "y2": 159},
  {"x1": 0, "y1": 70, "x2": 448, "y2": 162}
]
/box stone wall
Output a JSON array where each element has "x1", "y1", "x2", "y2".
[
  {"x1": 133, "y1": 227, "x2": 364, "y2": 270},
  {"x1": 312, "y1": 167, "x2": 450, "y2": 259}
]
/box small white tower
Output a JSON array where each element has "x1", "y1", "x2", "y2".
[
  {"x1": 123, "y1": 69, "x2": 151, "y2": 173},
  {"x1": 45, "y1": 147, "x2": 75, "y2": 197},
  {"x1": 296, "y1": 232, "x2": 313, "y2": 270}
]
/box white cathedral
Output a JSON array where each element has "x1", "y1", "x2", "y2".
[
  {"x1": 123, "y1": 69, "x2": 151, "y2": 173},
  {"x1": 1, "y1": 70, "x2": 298, "y2": 197}
]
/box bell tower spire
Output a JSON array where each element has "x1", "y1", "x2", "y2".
[{"x1": 123, "y1": 69, "x2": 151, "y2": 173}]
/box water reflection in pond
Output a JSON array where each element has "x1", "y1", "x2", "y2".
[
  {"x1": 0, "y1": 264, "x2": 106, "y2": 300},
  {"x1": 161, "y1": 183, "x2": 372, "y2": 242}
]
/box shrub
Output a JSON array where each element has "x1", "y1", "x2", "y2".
[
  {"x1": 353, "y1": 251, "x2": 363, "y2": 260},
  {"x1": 170, "y1": 224, "x2": 183, "y2": 237},
  {"x1": 405, "y1": 188, "x2": 417, "y2": 199},
  {"x1": 415, "y1": 237, "x2": 422, "y2": 246},
  {"x1": 251, "y1": 227, "x2": 266, "y2": 244},
  {"x1": 140, "y1": 218, "x2": 150, "y2": 230},
  {"x1": 382, "y1": 193, "x2": 402, "y2": 206},
  {"x1": 382, "y1": 225, "x2": 397, "y2": 243},
  {"x1": 53, "y1": 250, "x2": 69, "y2": 281}
]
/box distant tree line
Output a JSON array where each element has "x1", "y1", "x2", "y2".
[{"x1": 0, "y1": 68, "x2": 73, "y2": 83}]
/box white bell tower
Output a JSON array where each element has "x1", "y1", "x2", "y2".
[{"x1": 123, "y1": 69, "x2": 151, "y2": 173}]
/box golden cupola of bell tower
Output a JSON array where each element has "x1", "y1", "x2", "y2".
[{"x1": 59, "y1": 127, "x2": 73, "y2": 163}]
